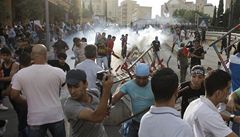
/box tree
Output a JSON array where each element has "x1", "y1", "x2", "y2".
[
  {"x1": 232, "y1": 0, "x2": 240, "y2": 26},
  {"x1": 14, "y1": 0, "x2": 44, "y2": 22},
  {"x1": 69, "y1": 0, "x2": 81, "y2": 23},
  {"x1": 0, "y1": 1, "x2": 10, "y2": 24},
  {"x1": 217, "y1": 0, "x2": 224, "y2": 27},
  {"x1": 173, "y1": 9, "x2": 210, "y2": 24},
  {"x1": 223, "y1": 9, "x2": 230, "y2": 28},
  {"x1": 211, "y1": 6, "x2": 217, "y2": 26}
]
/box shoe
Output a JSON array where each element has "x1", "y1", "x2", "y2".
[
  {"x1": 0, "y1": 120, "x2": 8, "y2": 136},
  {"x1": 0, "y1": 104, "x2": 8, "y2": 111}
]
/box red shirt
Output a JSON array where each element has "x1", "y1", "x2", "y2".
[{"x1": 107, "y1": 39, "x2": 114, "y2": 54}]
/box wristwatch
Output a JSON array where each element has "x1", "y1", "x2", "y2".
[{"x1": 230, "y1": 114, "x2": 235, "y2": 122}]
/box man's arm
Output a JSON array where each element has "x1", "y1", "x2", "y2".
[
  {"x1": 112, "y1": 91, "x2": 125, "y2": 105},
  {"x1": 78, "y1": 74, "x2": 113, "y2": 123},
  {"x1": 226, "y1": 132, "x2": 238, "y2": 137},
  {"x1": 227, "y1": 88, "x2": 240, "y2": 112},
  {"x1": 10, "y1": 88, "x2": 27, "y2": 106}
]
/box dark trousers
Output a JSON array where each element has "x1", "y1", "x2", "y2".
[{"x1": 9, "y1": 98, "x2": 28, "y2": 137}]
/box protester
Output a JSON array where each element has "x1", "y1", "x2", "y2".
[
  {"x1": 177, "y1": 42, "x2": 189, "y2": 82},
  {"x1": 106, "y1": 35, "x2": 116, "y2": 69},
  {"x1": 48, "y1": 53, "x2": 70, "y2": 72},
  {"x1": 189, "y1": 39, "x2": 205, "y2": 69},
  {"x1": 228, "y1": 42, "x2": 240, "y2": 135},
  {"x1": 139, "y1": 68, "x2": 193, "y2": 137},
  {"x1": 11, "y1": 44, "x2": 66, "y2": 137},
  {"x1": 0, "y1": 47, "x2": 19, "y2": 110},
  {"x1": 151, "y1": 36, "x2": 161, "y2": 63},
  {"x1": 112, "y1": 63, "x2": 154, "y2": 137},
  {"x1": 76, "y1": 44, "x2": 103, "y2": 92},
  {"x1": 184, "y1": 69, "x2": 239, "y2": 137},
  {"x1": 63, "y1": 69, "x2": 113, "y2": 137},
  {"x1": 178, "y1": 65, "x2": 205, "y2": 117}
]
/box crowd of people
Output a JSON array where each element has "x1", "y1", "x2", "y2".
[{"x1": 0, "y1": 22, "x2": 239, "y2": 137}]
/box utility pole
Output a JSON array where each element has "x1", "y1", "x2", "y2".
[{"x1": 45, "y1": 0, "x2": 50, "y2": 49}]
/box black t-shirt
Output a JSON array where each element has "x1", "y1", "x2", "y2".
[
  {"x1": 48, "y1": 60, "x2": 70, "y2": 72},
  {"x1": 178, "y1": 81, "x2": 205, "y2": 117},
  {"x1": 152, "y1": 40, "x2": 160, "y2": 52},
  {"x1": 190, "y1": 47, "x2": 204, "y2": 68}
]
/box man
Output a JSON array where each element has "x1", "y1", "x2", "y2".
[
  {"x1": 106, "y1": 35, "x2": 116, "y2": 69},
  {"x1": 151, "y1": 36, "x2": 161, "y2": 63},
  {"x1": 11, "y1": 44, "x2": 66, "y2": 137},
  {"x1": 121, "y1": 34, "x2": 127, "y2": 59},
  {"x1": 76, "y1": 44, "x2": 103, "y2": 92},
  {"x1": 189, "y1": 39, "x2": 205, "y2": 69},
  {"x1": 52, "y1": 37, "x2": 69, "y2": 59},
  {"x1": 0, "y1": 47, "x2": 19, "y2": 110},
  {"x1": 48, "y1": 53, "x2": 70, "y2": 72},
  {"x1": 63, "y1": 69, "x2": 112, "y2": 137},
  {"x1": 96, "y1": 32, "x2": 108, "y2": 70},
  {"x1": 112, "y1": 63, "x2": 154, "y2": 137},
  {"x1": 139, "y1": 68, "x2": 193, "y2": 137},
  {"x1": 228, "y1": 42, "x2": 240, "y2": 135},
  {"x1": 178, "y1": 65, "x2": 205, "y2": 117},
  {"x1": 184, "y1": 69, "x2": 239, "y2": 137},
  {"x1": 177, "y1": 43, "x2": 189, "y2": 82}
]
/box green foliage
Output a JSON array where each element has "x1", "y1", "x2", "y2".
[
  {"x1": 223, "y1": 9, "x2": 230, "y2": 28},
  {"x1": 211, "y1": 6, "x2": 217, "y2": 26},
  {"x1": 232, "y1": 0, "x2": 240, "y2": 26},
  {"x1": 172, "y1": 9, "x2": 210, "y2": 23},
  {"x1": 15, "y1": 0, "x2": 44, "y2": 21}
]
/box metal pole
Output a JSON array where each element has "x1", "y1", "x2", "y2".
[{"x1": 45, "y1": 0, "x2": 50, "y2": 48}]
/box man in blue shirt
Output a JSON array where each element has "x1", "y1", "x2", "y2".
[{"x1": 112, "y1": 63, "x2": 154, "y2": 137}]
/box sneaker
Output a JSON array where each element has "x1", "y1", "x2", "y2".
[
  {"x1": 0, "y1": 104, "x2": 8, "y2": 111},
  {"x1": 0, "y1": 120, "x2": 8, "y2": 136}
]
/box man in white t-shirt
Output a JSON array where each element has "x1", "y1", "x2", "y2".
[
  {"x1": 139, "y1": 68, "x2": 193, "y2": 137},
  {"x1": 10, "y1": 44, "x2": 66, "y2": 137},
  {"x1": 184, "y1": 69, "x2": 238, "y2": 137}
]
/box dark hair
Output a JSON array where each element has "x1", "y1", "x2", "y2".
[
  {"x1": 205, "y1": 69, "x2": 231, "y2": 97},
  {"x1": 84, "y1": 44, "x2": 97, "y2": 58},
  {"x1": 0, "y1": 47, "x2": 11, "y2": 55},
  {"x1": 57, "y1": 52, "x2": 67, "y2": 60},
  {"x1": 19, "y1": 52, "x2": 31, "y2": 67},
  {"x1": 151, "y1": 68, "x2": 179, "y2": 101},
  {"x1": 81, "y1": 37, "x2": 87, "y2": 42},
  {"x1": 73, "y1": 37, "x2": 80, "y2": 43}
]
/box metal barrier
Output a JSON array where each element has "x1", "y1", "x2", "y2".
[{"x1": 208, "y1": 24, "x2": 240, "y2": 72}]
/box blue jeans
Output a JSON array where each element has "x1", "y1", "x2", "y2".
[
  {"x1": 127, "y1": 120, "x2": 139, "y2": 137},
  {"x1": 28, "y1": 120, "x2": 66, "y2": 137}
]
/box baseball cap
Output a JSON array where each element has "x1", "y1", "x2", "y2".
[
  {"x1": 135, "y1": 63, "x2": 150, "y2": 76},
  {"x1": 191, "y1": 65, "x2": 205, "y2": 75},
  {"x1": 66, "y1": 69, "x2": 87, "y2": 85}
]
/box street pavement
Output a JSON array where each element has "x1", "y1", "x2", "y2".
[{"x1": 0, "y1": 31, "x2": 230, "y2": 137}]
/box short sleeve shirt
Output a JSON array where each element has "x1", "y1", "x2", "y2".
[
  {"x1": 183, "y1": 96, "x2": 232, "y2": 137},
  {"x1": 120, "y1": 80, "x2": 154, "y2": 122},
  {"x1": 63, "y1": 92, "x2": 108, "y2": 137}
]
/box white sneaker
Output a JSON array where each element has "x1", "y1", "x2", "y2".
[
  {"x1": 0, "y1": 120, "x2": 8, "y2": 136},
  {"x1": 0, "y1": 104, "x2": 8, "y2": 110}
]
